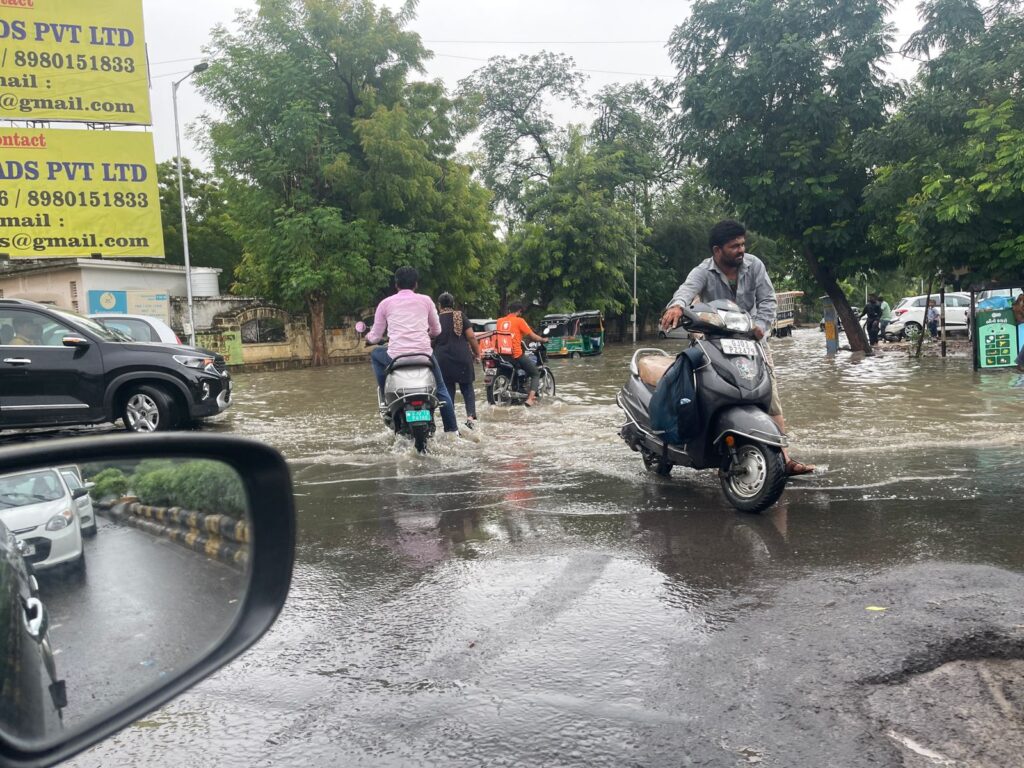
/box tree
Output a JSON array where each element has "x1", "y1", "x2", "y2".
[
  {"x1": 505, "y1": 132, "x2": 638, "y2": 314},
  {"x1": 457, "y1": 52, "x2": 587, "y2": 229},
  {"x1": 863, "y1": 1, "x2": 1024, "y2": 284},
  {"x1": 157, "y1": 159, "x2": 243, "y2": 288},
  {"x1": 667, "y1": 0, "x2": 901, "y2": 352},
  {"x1": 199, "y1": 0, "x2": 500, "y2": 365}
]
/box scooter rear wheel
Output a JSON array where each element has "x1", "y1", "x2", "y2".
[
  {"x1": 641, "y1": 450, "x2": 673, "y2": 476},
  {"x1": 412, "y1": 425, "x2": 429, "y2": 453},
  {"x1": 487, "y1": 374, "x2": 511, "y2": 405},
  {"x1": 719, "y1": 442, "x2": 787, "y2": 514}
]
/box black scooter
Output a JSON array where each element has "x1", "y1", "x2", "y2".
[{"x1": 616, "y1": 299, "x2": 789, "y2": 514}]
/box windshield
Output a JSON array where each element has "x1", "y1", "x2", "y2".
[
  {"x1": 0, "y1": 470, "x2": 65, "y2": 509},
  {"x1": 50, "y1": 308, "x2": 122, "y2": 342}
]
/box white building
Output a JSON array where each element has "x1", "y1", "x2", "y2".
[{"x1": 0, "y1": 258, "x2": 220, "y2": 321}]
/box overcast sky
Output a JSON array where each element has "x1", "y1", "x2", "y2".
[{"x1": 143, "y1": 0, "x2": 925, "y2": 166}]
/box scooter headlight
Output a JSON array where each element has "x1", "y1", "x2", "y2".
[
  {"x1": 694, "y1": 311, "x2": 725, "y2": 328},
  {"x1": 719, "y1": 311, "x2": 752, "y2": 332}
]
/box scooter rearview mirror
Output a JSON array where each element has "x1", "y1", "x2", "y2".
[{"x1": 354, "y1": 321, "x2": 367, "y2": 334}]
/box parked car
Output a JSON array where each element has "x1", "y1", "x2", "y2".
[
  {"x1": 0, "y1": 467, "x2": 86, "y2": 575},
  {"x1": 0, "y1": 299, "x2": 231, "y2": 433},
  {"x1": 88, "y1": 313, "x2": 182, "y2": 344},
  {"x1": 58, "y1": 466, "x2": 97, "y2": 537},
  {"x1": 0, "y1": 516, "x2": 65, "y2": 740},
  {"x1": 887, "y1": 293, "x2": 971, "y2": 339}
]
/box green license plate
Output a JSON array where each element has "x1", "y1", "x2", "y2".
[{"x1": 405, "y1": 409, "x2": 432, "y2": 423}]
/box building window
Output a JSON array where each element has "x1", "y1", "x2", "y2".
[
  {"x1": 69, "y1": 281, "x2": 79, "y2": 313},
  {"x1": 241, "y1": 317, "x2": 287, "y2": 344}
]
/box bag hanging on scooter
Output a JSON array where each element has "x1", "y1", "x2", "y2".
[{"x1": 649, "y1": 347, "x2": 704, "y2": 444}]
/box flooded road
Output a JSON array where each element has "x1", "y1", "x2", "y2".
[{"x1": 67, "y1": 330, "x2": 1024, "y2": 766}]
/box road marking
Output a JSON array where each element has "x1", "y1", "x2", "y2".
[{"x1": 886, "y1": 730, "x2": 956, "y2": 765}]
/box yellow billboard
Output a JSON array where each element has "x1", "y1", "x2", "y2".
[
  {"x1": 0, "y1": 127, "x2": 164, "y2": 258},
  {"x1": 0, "y1": 0, "x2": 151, "y2": 124}
]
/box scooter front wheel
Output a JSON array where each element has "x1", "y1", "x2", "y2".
[{"x1": 719, "y1": 442, "x2": 787, "y2": 514}]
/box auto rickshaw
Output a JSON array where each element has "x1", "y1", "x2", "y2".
[{"x1": 543, "y1": 311, "x2": 605, "y2": 358}]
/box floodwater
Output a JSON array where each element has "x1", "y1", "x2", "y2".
[{"x1": 67, "y1": 329, "x2": 1024, "y2": 767}]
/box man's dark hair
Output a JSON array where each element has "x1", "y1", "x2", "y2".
[
  {"x1": 438, "y1": 292, "x2": 455, "y2": 309},
  {"x1": 508, "y1": 301, "x2": 526, "y2": 314},
  {"x1": 709, "y1": 220, "x2": 747, "y2": 251},
  {"x1": 394, "y1": 266, "x2": 418, "y2": 290}
]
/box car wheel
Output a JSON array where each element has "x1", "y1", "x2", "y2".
[
  {"x1": 81, "y1": 521, "x2": 98, "y2": 537},
  {"x1": 122, "y1": 384, "x2": 179, "y2": 433},
  {"x1": 902, "y1": 321, "x2": 922, "y2": 341}
]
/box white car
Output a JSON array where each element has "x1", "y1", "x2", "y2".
[
  {"x1": 88, "y1": 313, "x2": 182, "y2": 344},
  {"x1": 0, "y1": 468, "x2": 86, "y2": 575},
  {"x1": 887, "y1": 293, "x2": 972, "y2": 339},
  {"x1": 58, "y1": 466, "x2": 97, "y2": 537}
]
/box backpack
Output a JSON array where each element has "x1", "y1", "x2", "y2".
[{"x1": 649, "y1": 346, "x2": 705, "y2": 445}]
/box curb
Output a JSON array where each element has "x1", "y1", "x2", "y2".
[{"x1": 99, "y1": 499, "x2": 249, "y2": 569}]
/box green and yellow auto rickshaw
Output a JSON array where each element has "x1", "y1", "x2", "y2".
[{"x1": 543, "y1": 311, "x2": 605, "y2": 358}]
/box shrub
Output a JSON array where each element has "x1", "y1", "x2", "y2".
[
  {"x1": 89, "y1": 468, "x2": 128, "y2": 501},
  {"x1": 130, "y1": 460, "x2": 246, "y2": 518},
  {"x1": 131, "y1": 468, "x2": 179, "y2": 509}
]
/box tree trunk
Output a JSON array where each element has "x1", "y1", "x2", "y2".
[
  {"x1": 801, "y1": 246, "x2": 872, "y2": 355},
  {"x1": 307, "y1": 292, "x2": 328, "y2": 367}
]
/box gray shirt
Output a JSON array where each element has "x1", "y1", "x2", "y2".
[{"x1": 667, "y1": 254, "x2": 777, "y2": 334}]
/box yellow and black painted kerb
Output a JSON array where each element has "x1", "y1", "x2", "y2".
[{"x1": 100, "y1": 501, "x2": 249, "y2": 569}]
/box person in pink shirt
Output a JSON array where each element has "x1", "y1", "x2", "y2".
[{"x1": 366, "y1": 266, "x2": 459, "y2": 433}]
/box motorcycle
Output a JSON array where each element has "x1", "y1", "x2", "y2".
[
  {"x1": 615, "y1": 299, "x2": 789, "y2": 514},
  {"x1": 356, "y1": 322, "x2": 439, "y2": 453},
  {"x1": 482, "y1": 342, "x2": 556, "y2": 405}
]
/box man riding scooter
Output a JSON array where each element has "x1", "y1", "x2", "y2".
[
  {"x1": 494, "y1": 303, "x2": 546, "y2": 407},
  {"x1": 660, "y1": 220, "x2": 815, "y2": 476}
]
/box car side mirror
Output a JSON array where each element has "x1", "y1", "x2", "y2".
[
  {"x1": 0, "y1": 434, "x2": 295, "y2": 768},
  {"x1": 71, "y1": 486, "x2": 89, "y2": 500},
  {"x1": 61, "y1": 336, "x2": 91, "y2": 348}
]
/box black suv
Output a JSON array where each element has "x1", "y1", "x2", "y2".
[{"x1": 0, "y1": 299, "x2": 231, "y2": 433}]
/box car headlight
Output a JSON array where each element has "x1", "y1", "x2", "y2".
[
  {"x1": 174, "y1": 354, "x2": 218, "y2": 374},
  {"x1": 719, "y1": 311, "x2": 752, "y2": 332},
  {"x1": 695, "y1": 311, "x2": 725, "y2": 327},
  {"x1": 46, "y1": 509, "x2": 75, "y2": 531}
]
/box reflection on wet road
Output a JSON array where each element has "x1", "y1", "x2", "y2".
[{"x1": 64, "y1": 330, "x2": 1024, "y2": 766}]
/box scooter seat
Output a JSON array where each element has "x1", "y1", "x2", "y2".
[
  {"x1": 389, "y1": 355, "x2": 433, "y2": 369},
  {"x1": 638, "y1": 355, "x2": 674, "y2": 388}
]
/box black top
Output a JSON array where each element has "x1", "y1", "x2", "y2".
[{"x1": 433, "y1": 311, "x2": 475, "y2": 384}]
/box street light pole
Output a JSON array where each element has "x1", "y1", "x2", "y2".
[
  {"x1": 172, "y1": 62, "x2": 209, "y2": 348},
  {"x1": 632, "y1": 188, "x2": 638, "y2": 345}
]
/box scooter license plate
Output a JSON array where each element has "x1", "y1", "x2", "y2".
[
  {"x1": 405, "y1": 409, "x2": 432, "y2": 423},
  {"x1": 721, "y1": 339, "x2": 757, "y2": 356}
]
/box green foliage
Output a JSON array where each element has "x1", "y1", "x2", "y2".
[
  {"x1": 668, "y1": 0, "x2": 898, "y2": 262},
  {"x1": 863, "y1": 3, "x2": 1024, "y2": 282},
  {"x1": 132, "y1": 468, "x2": 179, "y2": 509},
  {"x1": 198, "y1": 0, "x2": 500, "y2": 361},
  {"x1": 130, "y1": 460, "x2": 246, "y2": 517},
  {"x1": 505, "y1": 132, "x2": 638, "y2": 313},
  {"x1": 88, "y1": 468, "x2": 128, "y2": 502},
  {"x1": 157, "y1": 159, "x2": 243, "y2": 287},
  {"x1": 457, "y1": 52, "x2": 587, "y2": 227}
]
